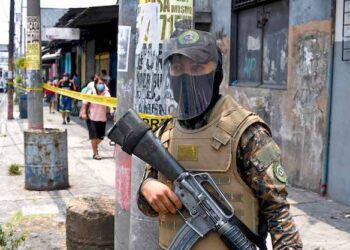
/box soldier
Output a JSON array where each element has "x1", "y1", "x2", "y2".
[{"x1": 137, "y1": 29, "x2": 303, "y2": 250}]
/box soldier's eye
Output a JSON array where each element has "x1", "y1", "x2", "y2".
[
  {"x1": 192, "y1": 64, "x2": 204, "y2": 73},
  {"x1": 171, "y1": 64, "x2": 184, "y2": 74}
]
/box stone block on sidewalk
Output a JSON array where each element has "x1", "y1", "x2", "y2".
[{"x1": 66, "y1": 197, "x2": 114, "y2": 250}]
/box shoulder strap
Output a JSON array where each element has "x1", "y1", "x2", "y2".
[
  {"x1": 211, "y1": 108, "x2": 253, "y2": 150},
  {"x1": 154, "y1": 118, "x2": 174, "y2": 149},
  {"x1": 152, "y1": 118, "x2": 172, "y2": 133}
]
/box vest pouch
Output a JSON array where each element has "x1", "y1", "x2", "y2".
[{"x1": 170, "y1": 135, "x2": 232, "y2": 173}]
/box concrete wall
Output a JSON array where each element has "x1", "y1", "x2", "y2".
[
  {"x1": 328, "y1": 0, "x2": 350, "y2": 205},
  {"x1": 212, "y1": 0, "x2": 333, "y2": 192}
]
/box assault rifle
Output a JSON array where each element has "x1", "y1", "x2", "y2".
[{"x1": 107, "y1": 109, "x2": 266, "y2": 250}]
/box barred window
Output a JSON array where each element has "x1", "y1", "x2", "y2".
[
  {"x1": 233, "y1": 0, "x2": 280, "y2": 10},
  {"x1": 231, "y1": 0, "x2": 289, "y2": 88}
]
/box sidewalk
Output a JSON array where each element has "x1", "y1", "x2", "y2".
[
  {"x1": 0, "y1": 95, "x2": 115, "y2": 249},
  {"x1": 0, "y1": 95, "x2": 350, "y2": 249},
  {"x1": 289, "y1": 187, "x2": 350, "y2": 249}
]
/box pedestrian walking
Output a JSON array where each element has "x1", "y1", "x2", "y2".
[
  {"x1": 53, "y1": 77, "x2": 60, "y2": 112},
  {"x1": 72, "y1": 72, "x2": 81, "y2": 91},
  {"x1": 71, "y1": 73, "x2": 81, "y2": 117},
  {"x1": 101, "y1": 69, "x2": 111, "y2": 87},
  {"x1": 58, "y1": 72, "x2": 76, "y2": 124},
  {"x1": 44, "y1": 79, "x2": 57, "y2": 114},
  {"x1": 80, "y1": 76, "x2": 112, "y2": 160}
]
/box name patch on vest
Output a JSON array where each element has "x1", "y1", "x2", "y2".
[{"x1": 177, "y1": 145, "x2": 198, "y2": 161}]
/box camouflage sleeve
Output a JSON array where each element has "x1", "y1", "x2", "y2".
[
  {"x1": 237, "y1": 124, "x2": 303, "y2": 250},
  {"x1": 136, "y1": 164, "x2": 159, "y2": 217}
]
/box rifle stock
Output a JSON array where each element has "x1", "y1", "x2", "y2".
[{"x1": 107, "y1": 109, "x2": 185, "y2": 181}]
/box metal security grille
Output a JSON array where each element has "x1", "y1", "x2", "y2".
[
  {"x1": 231, "y1": 0, "x2": 289, "y2": 87},
  {"x1": 343, "y1": 0, "x2": 350, "y2": 61},
  {"x1": 233, "y1": 0, "x2": 279, "y2": 11}
]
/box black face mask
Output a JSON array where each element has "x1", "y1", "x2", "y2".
[{"x1": 170, "y1": 72, "x2": 215, "y2": 120}]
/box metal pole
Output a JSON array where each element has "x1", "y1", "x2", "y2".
[
  {"x1": 7, "y1": 0, "x2": 15, "y2": 120},
  {"x1": 114, "y1": 1, "x2": 137, "y2": 249},
  {"x1": 20, "y1": 0, "x2": 23, "y2": 56},
  {"x1": 128, "y1": 1, "x2": 193, "y2": 249},
  {"x1": 26, "y1": 0, "x2": 43, "y2": 129}
]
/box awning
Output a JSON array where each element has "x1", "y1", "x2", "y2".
[{"x1": 42, "y1": 49, "x2": 61, "y2": 62}]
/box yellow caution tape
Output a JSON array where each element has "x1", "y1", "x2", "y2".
[
  {"x1": 43, "y1": 84, "x2": 173, "y2": 128},
  {"x1": 139, "y1": 113, "x2": 173, "y2": 129},
  {"x1": 13, "y1": 82, "x2": 43, "y2": 92},
  {"x1": 14, "y1": 83, "x2": 26, "y2": 91},
  {"x1": 27, "y1": 87, "x2": 43, "y2": 91},
  {"x1": 43, "y1": 84, "x2": 118, "y2": 108},
  {"x1": 14, "y1": 81, "x2": 173, "y2": 128}
]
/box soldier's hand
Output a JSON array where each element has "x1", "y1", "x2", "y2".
[{"x1": 141, "y1": 179, "x2": 182, "y2": 214}]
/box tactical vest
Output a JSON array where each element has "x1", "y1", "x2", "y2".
[{"x1": 157, "y1": 95, "x2": 271, "y2": 250}]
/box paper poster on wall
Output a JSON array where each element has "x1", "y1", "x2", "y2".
[
  {"x1": 138, "y1": 0, "x2": 193, "y2": 43},
  {"x1": 117, "y1": 25, "x2": 131, "y2": 72},
  {"x1": 26, "y1": 42, "x2": 40, "y2": 70},
  {"x1": 26, "y1": 16, "x2": 41, "y2": 70},
  {"x1": 134, "y1": 0, "x2": 193, "y2": 116}
]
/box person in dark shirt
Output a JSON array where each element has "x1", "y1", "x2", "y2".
[{"x1": 57, "y1": 72, "x2": 76, "y2": 124}]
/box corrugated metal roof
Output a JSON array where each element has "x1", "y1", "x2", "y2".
[{"x1": 55, "y1": 5, "x2": 118, "y2": 28}]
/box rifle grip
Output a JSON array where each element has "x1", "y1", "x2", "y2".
[{"x1": 218, "y1": 222, "x2": 257, "y2": 250}]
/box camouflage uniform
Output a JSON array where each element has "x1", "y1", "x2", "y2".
[{"x1": 137, "y1": 120, "x2": 303, "y2": 249}]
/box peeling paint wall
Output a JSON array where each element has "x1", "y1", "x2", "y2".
[
  {"x1": 210, "y1": 0, "x2": 333, "y2": 192},
  {"x1": 285, "y1": 22, "x2": 330, "y2": 190}
]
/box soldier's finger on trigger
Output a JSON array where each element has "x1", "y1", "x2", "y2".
[
  {"x1": 156, "y1": 200, "x2": 169, "y2": 214},
  {"x1": 166, "y1": 189, "x2": 182, "y2": 209},
  {"x1": 160, "y1": 194, "x2": 177, "y2": 214},
  {"x1": 150, "y1": 203, "x2": 161, "y2": 214}
]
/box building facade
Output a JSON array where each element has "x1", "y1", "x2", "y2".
[{"x1": 204, "y1": 0, "x2": 350, "y2": 205}]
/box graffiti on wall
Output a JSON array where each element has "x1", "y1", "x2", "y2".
[
  {"x1": 294, "y1": 32, "x2": 328, "y2": 121},
  {"x1": 243, "y1": 56, "x2": 257, "y2": 79},
  {"x1": 288, "y1": 30, "x2": 329, "y2": 188},
  {"x1": 134, "y1": 0, "x2": 193, "y2": 116}
]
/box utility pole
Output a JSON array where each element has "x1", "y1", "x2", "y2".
[
  {"x1": 19, "y1": 0, "x2": 25, "y2": 80},
  {"x1": 114, "y1": 1, "x2": 137, "y2": 249},
  {"x1": 20, "y1": 0, "x2": 23, "y2": 56},
  {"x1": 7, "y1": 0, "x2": 15, "y2": 120},
  {"x1": 26, "y1": 0, "x2": 43, "y2": 129},
  {"x1": 116, "y1": 0, "x2": 194, "y2": 249}
]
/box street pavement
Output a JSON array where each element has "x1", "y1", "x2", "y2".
[
  {"x1": 0, "y1": 93, "x2": 115, "y2": 248},
  {"x1": 0, "y1": 93, "x2": 349, "y2": 249}
]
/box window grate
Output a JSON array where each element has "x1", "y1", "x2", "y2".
[
  {"x1": 231, "y1": 0, "x2": 289, "y2": 87},
  {"x1": 342, "y1": 0, "x2": 350, "y2": 61},
  {"x1": 233, "y1": 0, "x2": 279, "y2": 11}
]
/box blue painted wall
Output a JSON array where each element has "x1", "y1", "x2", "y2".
[
  {"x1": 328, "y1": 43, "x2": 350, "y2": 205},
  {"x1": 64, "y1": 52, "x2": 71, "y2": 75},
  {"x1": 289, "y1": 0, "x2": 333, "y2": 26},
  {"x1": 328, "y1": 0, "x2": 350, "y2": 205}
]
